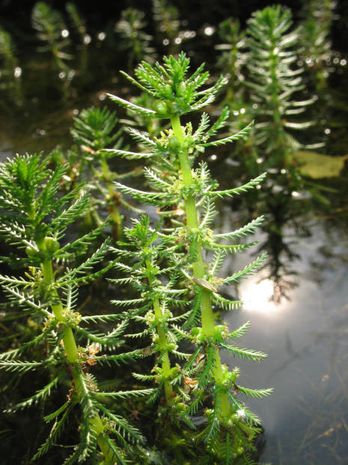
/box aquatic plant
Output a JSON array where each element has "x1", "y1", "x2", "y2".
[
  {"x1": 153, "y1": 0, "x2": 194, "y2": 56},
  {"x1": 216, "y1": 18, "x2": 246, "y2": 103},
  {"x1": 108, "y1": 52, "x2": 271, "y2": 464},
  {"x1": 124, "y1": 92, "x2": 161, "y2": 138},
  {"x1": 112, "y1": 216, "x2": 184, "y2": 403},
  {"x1": 71, "y1": 106, "x2": 126, "y2": 239},
  {"x1": 299, "y1": 0, "x2": 337, "y2": 91},
  {"x1": 0, "y1": 27, "x2": 18, "y2": 78},
  {"x1": 111, "y1": 216, "x2": 198, "y2": 459},
  {"x1": 0, "y1": 154, "x2": 148, "y2": 464},
  {"x1": 245, "y1": 5, "x2": 315, "y2": 173},
  {"x1": 153, "y1": 0, "x2": 180, "y2": 53},
  {"x1": 66, "y1": 3, "x2": 88, "y2": 43},
  {"x1": 115, "y1": 8, "x2": 155, "y2": 68},
  {"x1": 0, "y1": 26, "x2": 22, "y2": 105},
  {"x1": 32, "y1": 2, "x2": 72, "y2": 71}
]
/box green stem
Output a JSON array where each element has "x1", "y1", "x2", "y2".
[
  {"x1": 269, "y1": 36, "x2": 288, "y2": 167},
  {"x1": 170, "y1": 115, "x2": 231, "y2": 420},
  {"x1": 145, "y1": 259, "x2": 173, "y2": 402},
  {"x1": 41, "y1": 259, "x2": 79, "y2": 363},
  {"x1": 38, "y1": 239, "x2": 115, "y2": 465}
]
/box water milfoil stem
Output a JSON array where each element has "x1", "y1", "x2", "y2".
[
  {"x1": 145, "y1": 258, "x2": 173, "y2": 402},
  {"x1": 170, "y1": 115, "x2": 231, "y2": 419},
  {"x1": 38, "y1": 238, "x2": 114, "y2": 465},
  {"x1": 108, "y1": 51, "x2": 271, "y2": 461}
]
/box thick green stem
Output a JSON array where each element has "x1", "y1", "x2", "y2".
[
  {"x1": 145, "y1": 259, "x2": 173, "y2": 402},
  {"x1": 38, "y1": 239, "x2": 115, "y2": 465},
  {"x1": 41, "y1": 259, "x2": 79, "y2": 363},
  {"x1": 170, "y1": 115, "x2": 231, "y2": 420},
  {"x1": 154, "y1": 297, "x2": 174, "y2": 401}
]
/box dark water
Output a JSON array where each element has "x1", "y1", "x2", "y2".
[
  {"x1": 222, "y1": 215, "x2": 348, "y2": 465},
  {"x1": 1, "y1": 2, "x2": 348, "y2": 464}
]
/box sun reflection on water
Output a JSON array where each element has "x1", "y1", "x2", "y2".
[{"x1": 240, "y1": 277, "x2": 282, "y2": 315}]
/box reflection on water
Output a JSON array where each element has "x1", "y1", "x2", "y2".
[
  {"x1": 223, "y1": 221, "x2": 348, "y2": 465},
  {"x1": 240, "y1": 277, "x2": 282, "y2": 315}
]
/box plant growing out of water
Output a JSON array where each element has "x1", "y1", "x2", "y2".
[
  {"x1": 216, "y1": 18, "x2": 246, "y2": 103},
  {"x1": 108, "y1": 52, "x2": 272, "y2": 464},
  {"x1": 152, "y1": 0, "x2": 181, "y2": 54},
  {"x1": 0, "y1": 27, "x2": 22, "y2": 105},
  {"x1": 299, "y1": 0, "x2": 337, "y2": 91},
  {"x1": 32, "y1": 2, "x2": 72, "y2": 72},
  {"x1": 115, "y1": 8, "x2": 155, "y2": 68},
  {"x1": 71, "y1": 106, "x2": 126, "y2": 239},
  {"x1": 245, "y1": 5, "x2": 316, "y2": 174},
  {"x1": 0, "y1": 154, "x2": 149, "y2": 464},
  {"x1": 66, "y1": 3, "x2": 88, "y2": 44},
  {"x1": 0, "y1": 27, "x2": 18, "y2": 79},
  {"x1": 153, "y1": 0, "x2": 194, "y2": 57},
  {"x1": 112, "y1": 216, "x2": 185, "y2": 404},
  {"x1": 111, "y1": 216, "x2": 197, "y2": 455}
]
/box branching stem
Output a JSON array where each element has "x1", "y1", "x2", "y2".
[
  {"x1": 170, "y1": 115, "x2": 231, "y2": 420},
  {"x1": 38, "y1": 238, "x2": 115, "y2": 465},
  {"x1": 145, "y1": 259, "x2": 173, "y2": 401}
]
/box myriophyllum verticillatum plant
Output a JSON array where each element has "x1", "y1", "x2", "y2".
[{"x1": 108, "y1": 52, "x2": 272, "y2": 464}]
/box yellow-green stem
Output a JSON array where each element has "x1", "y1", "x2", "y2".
[
  {"x1": 39, "y1": 240, "x2": 115, "y2": 465},
  {"x1": 170, "y1": 115, "x2": 231, "y2": 420},
  {"x1": 145, "y1": 259, "x2": 173, "y2": 401}
]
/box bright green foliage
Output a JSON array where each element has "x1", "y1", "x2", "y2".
[
  {"x1": 109, "y1": 52, "x2": 271, "y2": 464},
  {"x1": 112, "y1": 216, "x2": 186, "y2": 402},
  {"x1": 111, "y1": 216, "x2": 198, "y2": 455},
  {"x1": 109, "y1": 53, "x2": 227, "y2": 119},
  {"x1": 32, "y1": 2, "x2": 72, "y2": 70},
  {"x1": 125, "y1": 92, "x2": 162, "y2": 138},
  {"x1": 71, "y1": 106, "x2": 125, "y2": 239},
  {"x1": 0, "y1": 154, "x2": 147, "y2": 464},
  {"x1": 72, "y1": 106, "x2": 122, "y2": 153},
  {"x1": 115, "y1": 8, "x2": 155, "y2": 67}
]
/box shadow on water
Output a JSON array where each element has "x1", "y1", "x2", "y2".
[{"x1": 1, "y1": 2, "x2": 348, "y2": 464}]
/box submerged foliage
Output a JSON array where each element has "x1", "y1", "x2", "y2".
[
  {"x1": 66, "y1": 3, "x2": 88, "y2": 43},
  {"x1": 153, "y1": 0, "x2": 194, "y2": 58}
]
